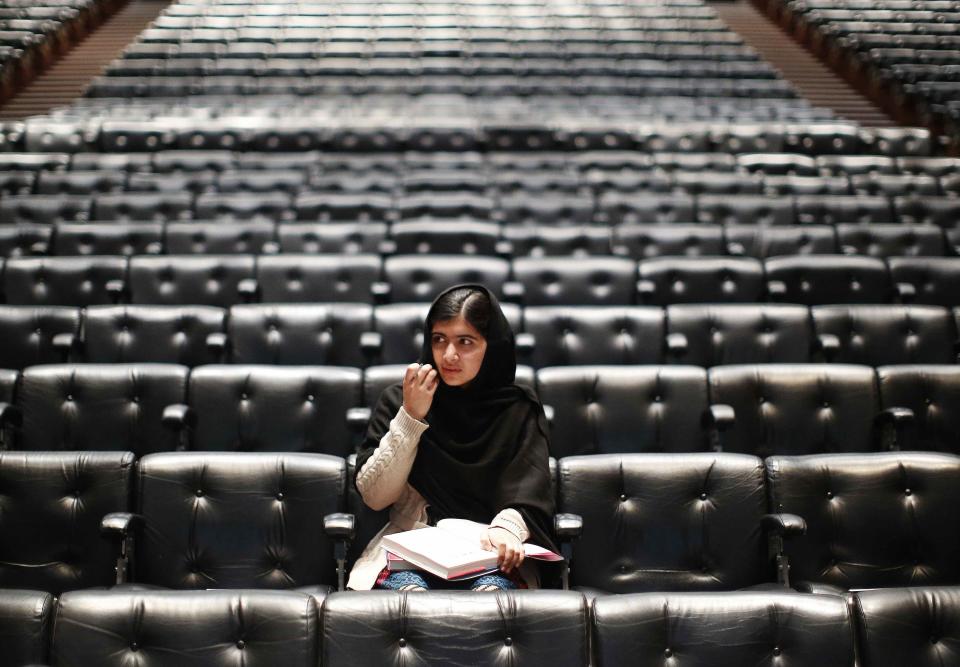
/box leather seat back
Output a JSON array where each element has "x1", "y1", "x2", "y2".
[
  {"x1": 0, "y1": 305, "x2": 80, "y2": 369},
  {"x1": 878, "y1": 365, "x2": 960, "y2": 454}
]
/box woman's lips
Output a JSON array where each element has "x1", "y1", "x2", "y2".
[{"x1": 442, "y1": 367, "x2": 460, "y2": 374}]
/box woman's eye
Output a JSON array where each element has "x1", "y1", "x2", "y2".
[{"x1": 459, "y1": 338, "x2": 473, "y2": 346}]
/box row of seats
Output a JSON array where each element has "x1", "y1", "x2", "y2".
[
  {"x1": 0, "y1": 253, "x2": 958, "y2": 307},
  {"x1": 2, "y1": 190, "x2": 959, "y2": 227},
  {"x1": 1, "y1": 448, "x2": 958, "y2": 594},
  {"x1": 0, "y1": 361, "x2": 956, "y2": 457},
  {"x1": 3, "y1": 221, "x2": 959, "y2": 260},
  {"x1": 2, "y1": 301, "x2": 959, "y2": 369},
  {"x1": 4, "y1": 586, "x2": 957, "y2": 667}
]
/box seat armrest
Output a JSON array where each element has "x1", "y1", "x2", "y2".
[
  {"x1": 895, "y1": 281, "x2": 916, "y2": 303},
  {"x1": 502, "y1": 281, "x2": 524, "y2": 303},
  {"x1": 542, "y1": 404, "x2": 555, "y2": 426},
  {"x1": 0, "y1": 402, "x2": 23, "y2": 428},
  {"x1": 815, "y1": 333, "x2": 840, "y2": 361},
  {"x1": 105, "y1": 279, "x2": 127, "y2": 304},
  {"x1": 665, "y1": 332, "x2": 688, "y2": 357},
  {"x1": 554, "y1": 513, "x2": 583, "y2": 541},
  {"x1": 145, "y1": 241, "x2": 164, "y2": 255},
  {"x1": 875, "y1": 406, "x2": 915, "y2": 450},
  {"x1": 636, "y1": 279, "x2": 656, "y2": 302},
  {"x1": 359, "y1": 331, "x2": 382, "y2": 356},
  {"x1": 702, "y1": 404, "x2": 734, "y2": 430},
  {"x1": 238, "y1": 278, "x2": 260, "y2": 303},
  {"x1": 346, "y1": 406, "x2": 372, "y2": 432},
  {"x1": 610, "y1": 244, "x2": 630, "y2": 257},
  {"x1": 726, "y1": 242, "x2": 745, "y2": 256},
  {"x1": 101, "y1": 512, "x2": 143, "y2": 538},
  {"x1": 371, "y1": 281, "x2": 391, "y2": 304},
  {"x1": 378, "y1": 240, "x2": 397, "y2": 255},
  {"x1": 52, "y1": 332, "x2": 78, "y2": 361},
  {"x1": 494, "y1": 240, "x2": 513, "y2": 258},
  {"x1": 324, "y1": 512, "x2": 356, "y2": 541},
  {"x1": 206, "y1": 332, "x2": 229, "y2": 361},
  {"x1": 162, "y1": 403, "x2": 196, "y2": 431},
  {"x1": 514, "y1": 332, "x2": 535, "y2": 355},
  {"x1": 876, "y1": 406, "x2": 915, "y2": 427},
  {"x1": 29, "y1": 241, "x2": 49, "y2": 256},
  {"x1": 767, "y1": 280, "x2": 787, "y2": 300},
  {"x1": 761, "y1": 513, "x2": 806, "y2": 538}
]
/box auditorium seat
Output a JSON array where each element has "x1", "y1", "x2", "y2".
[
  {"x1": 92, "y1": 192, "x2": 193, "y2": 222},
  {"x1": 52, "y1": 222, "x2": 164, "y2": 256},
  {"x1": 836, "y1": 223, "x2": 946, "y2": 257},
  {"x1": 390, "y1": 220, "x2": 501, "y2": 256},
  {"x1": 9, "y1": 363, "x2": 187, "y2": 454},
  {"x1": 612, "y1": 224, "x2": 725, "y2": 259},
  {"x1": 725, "y1": 225, "x2": 837, "y2": 257},
  {"x1": 253, "y1": 254, "x2": 383, "y2": 303},
  {"x1": 512, "y1": 257, "x2": 638, "y2": 306},
  {"x1": 0, "y1": 305, "x2": 80, "y2": 368},
  {"x1": 592, "y1": 591, "x2": 855, "y2": 666},
  {"x1": 0, "y1": 194, "x2": 91, "y2": 225},
  {"x1": 597, "y1": 192, "x2": 696, "y2": 225},
  {"x1": 0, "y1": 223, "x2": 51, "y2": 257},
  {"x1": 51, "y1": 589, "x2": 319, "y2": 667},
  {"x1": 127, "y1": 255, "x2": 255, "y2": 307},
  {"x1": 194, "y1": 192, "x2": 293, "y2": 221},
  {"x1": 794, "y1": 194, "x2": 894, "y2": 225},
  {"x1": 696, "y1": 194, "x2": 795, "y2": 225},
  {"x1": 888, "y1": 257, "x2": 960, "y2": 307},
  {"x1": 557, "y1": 453, "x2": 770, "y2": 593},
  {"x1": 502, "y1": 225, "x2": 612, "y2": 258},
  {"x1": 127, "y1": 171, "x2": 217, "y2": 194},
  {"x1": 0, "y1": 589, "x2": 54, "y2": 666},
  {"x1": 766, "y1": 452, "x2": 960, "y2": 593},
  {"x1": 165, "y1": 221, "x2": 276, "y2": 255},
  {"x1": 0, "y1": 451, "x2": 134, "y2": 592},
  {"x1": 877, "y1": 365, "x2": 960, "y2": 454},
  {"x1": 78, "y1": 305, "x2": 225, "y2": 366},
  {"x1": 104, "y1": 451, "x2": 347, "y2": 593},
  {"x1": 765, "y1": 255, "x2": 893, "y2": 304},
  {"x1": 708, "y1": 364, "x2": 882, "y2": 456},
  {"x1": 638, "y1": 256, "x2": 766, "y2": 305},
  {"x1": 2, "y1": 256, "x2": 127, "y2": 306},
  {"x1": 538, "y1": 366, "x2": 718, "y2": 457},
  {"x1": 36, "y1": 170, "x2": 126, "y2": 195},
  {"x1": 382, "y1": 255, "x2": 510, "y2": 303},
  {"x1": 277, "y1": 222, "x2": 389, "y2": 255},
  {"x1": 296, "y1": 192, "x2": 394, "y2": 222}
]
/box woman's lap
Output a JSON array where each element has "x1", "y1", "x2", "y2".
[{"x1": 378, "y1": 570, "x2": 517, "y2": 591}]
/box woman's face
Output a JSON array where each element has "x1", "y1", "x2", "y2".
[{"x1": 430, "y1": 315, "x2": 488, "y2": 387}]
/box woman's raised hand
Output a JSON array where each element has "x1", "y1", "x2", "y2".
[{"x1": 402, "y1": 362, "x2": 438, "y2": 421}]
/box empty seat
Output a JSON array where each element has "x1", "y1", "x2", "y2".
[
  {"x1": 638, "y1": 257, "x2": 765, "y2": 305},
  {"x1": 499, "y1": 193, "x2": 593, "y2": 225},
  {"x1": 52, "y1": 222, "x2": 163, "y2": 256},
  {"x1": 612, "y1": 224, "x2": 725, "y2": 259},
  {"x1": 696, "y1": 194, "x2": 795, "y2": 226},
  {"x1": 383, "y1": 255, "x2": 510, "y2": 302},
  {"x1": 894, "y1": 196, "x2": 960, "y2": 227},
  {"x1": 811, "y1": 305, "x2": 957, "y2": 365},
  {"x1": 3, "y1": 256, "x2": 127, "y2": 307},
  {"x1": 254, "y1": 254, "x2": 382, "y2": 303},
  {"x1": 389, "y1": 220, "x2": 500, "y2": 255},
  {"x1": 593, "y1": 591, "x2": 854, "y2": 666},
  {"x1": 0, "y1": 589, "x2": 54, "y2": 666},
  {"x1": 295, "y1": 192, "x2": 394, "y2": 222},
  {"x1": 726, "y1": 225, "x2": 837, "y2": 257},
  {"x1": 12, "y1": 364, "x2": 187, "y2": 454},
  {"x1": 766, "y1": 452, "x2": 960, "y2": 592},
  {"x1": 888, "y1": 257, "x2": 960, "y2": 307},
  {"x1": 277, "y1": 222, "x2": 388, "y2": 255},
  {"x1": 194, "y1": 192, "x2": 293, "y2": 221},
  {"x1": 36, "y1": 171, "x2": 127, "y2": 196},
  {"x1": 765, "y1": 255, "x2": 892, "y2": 305},
  {"x1": 877, "y1": 365, "x2": 960, "y2": 454},
  {"x1": 836, "y1": 223, "x2": 946, "y2": 257},
  {"x1": 512, "y1": 257, "x2": 638, "y2": 306},
  {"x1": 538, "y1": 366, "x2": 714, "y2": 457},
  {"x1": 92, "y1": 192, "x2": 193, "y2": 222},
  {"x1": 180, "y1": 365, "x2": 361, "y2": 456},
  {"x1": 503, "y1": 225, "x2": 612, "y2": 257},
  {"x1": 79, "y1": 305, "x2": 225, "y2": 366},
  {"x1": 0, "y1": 194, "x2": 91, "y2": 225},
  {"x1": 0, "y1": 224, "x2": 51, "y2": 258},
  {"x1": 51, "y1": 589, "x2": 318, "y2": 667},
  {"x1": 708, "y1": 364, "x2": 881, "y2": 456},
  {"x1": 850, "y1": 173, "x2": 940, "y2": 197},
  {"x1": 0, "y1": 305, "x2": 80, "y2": 369},
  {"x1": 128, "y1": 255, "x2": 255, "y2": 307},
  {"x1": 226, "y1": 304, "x2": 372, "y2": 366},
  {"x1": 795, "y1": 195, "x2": 894, "y2": 225},
  {"x1": 0, "y1": 451, "x2": 134, "y2": 593},
  {"x1": 165, "y1": 221, "x2": 276, "y2": 254},
  {"x1": 666, "y1": 304, "x2": 814, "y2": 366},
  {"x1": 597, "y1": 192, "x2": 696, "y2": 224},
  {"x1": 558, "y1": 453, "x2": 768, "y2": 592}
]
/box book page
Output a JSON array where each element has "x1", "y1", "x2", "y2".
[{"x1": 437, "y1": 518, "x2": 563, "y2": 561}]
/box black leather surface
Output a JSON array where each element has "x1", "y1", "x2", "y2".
[
  {"x1": 764, "y1": 255, "x2": 892, "y2": 305},
  {"x1": 725, "y1": 224, "x2": 837, "y2": 257},
  {"x1": 613, "y1": 224, "x2": 725, "y2": 259},
  {"x1": 18, "y1": 363, "x2": 188, "y2": 454},
  {"x1": 766, "y1": 452, "x2": 960, "y2": 590},
  {"x1": 53, "y1": 222, "x2": 164, "y2": 256},
  {"x1": 187, "y1": 364, "x2": 362, "y2": 456},
  {"x1": 322, "y1": 590, "x2": 589, "y2": 667},
  {"x1": 384, "y1": 254, "x2": 510, "y2": 302},
  {"x1": 51, "y1": 589, "x2": 319, "y2": 667},
  {"x1": 165, "y1": 221, "x2": 276, "y2": 254},
  {"x1": 0, "y1": 305, "x2": 81, "y2": 369},
  {"x1": 0, "y1": 451, "x2": 134, "y2": 591},
  {"x1": 128, "y1": 255, "x2": 255, "y2": 306},
  {"x1": 888, "y1": 257, "x2": 960, "y2": 307},
  {"x1": 639, "y1": 256, "x2": 765, "y2": 305},
  {"x1": 256, "y1": 254, "x2": 381, "y2": 303},
  {"x1": 0, "y1": 589, "x2": 55, "y2": 666},
  {"x1": 877, "y1": 365, "x2": 960, "y2": 454},
  {"x1": 3, "y1": 256, "x2": 128, "y2": 307},
  {"x1": 134, "y1": 452, "x2": 345, "y2": 588},
  {"x1": 559, "y1": 453, "x2": 768, "y2": 592},
  {"x1": 513, "y1": 257, "x2": 637, "y2": 306},
  {"x1": 592, "y1": 591, "x2": 854, "y2": 667}
]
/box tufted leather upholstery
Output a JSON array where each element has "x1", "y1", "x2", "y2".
[
  {"x1": 503, "y1": 225, "x2": 611, "y2": 257},
  {"x1": 708, "y1": 364, "x2": 880, "y2": 456},
  {"x1": 725, "y1": 224, "x2": 837, "y2": 258},
  {"x1": 0, "y1": 368, "x2": 16, "y2": 404},
  {"x1": 165, "y1": 221, "x2": 276, "y2": 255},
  {"x1": 888, "y1": 257, "x2": 960, "y2": 307},
  {"x1": 696, "y1": 194, "x2": 794, "y2": 225},
  {"x1": 0, "y1": 223, "x2": 51, "y2": 258},
  {"x1": 499, "y1": 192, "x2": 592, "y2": 225},
  {"x1": 256, "y1": 254, "x2": 382, "y2": 303},
  {"x1": 0, "y1": 451, "x2": 134, "y2": 592},
  {"x1": 92, "y1": 192, "x2": 193, "y2": 222},
  {"x1": 132, "y1": 452, "x2": 345, "y2": 589},
  {"x1": 666, "y1": 304, "x2": 813, "y2": 366},
  {"x1": 766, "y1": 452, "x2": 960, "y2": 590},
  {"x1": 227, "y1": 303, "x2": 371, "y2": 366},
  {"x1": 592, "y1": 591, "x2": 855, "y2": 667},
  {"x1": 764, "y1": 255, "x2": 892, "y2": 305},
  {"x1": 513, "y1": 257, "x2": 637, "y2": 306},
  {"x1": 853, "y1": 586, "x2": 960, "y2": 667},
  {"x1": 538, "y1": 366, "x2": 712, "y2": 457},
  {"x1": 811, "y1": 305, "x2": 957, "y2": 365},
  {"x1": 194, "y1": 192, "x2": 293, "y2": 221},
  {"x1": 277, "y1": 222, "x2": 388, "y2": 254},
  {"x1": 51, "y1": 589, "x2": 319, "y2": 667},
  {"x1": 521, "y1": 306, "x2": 663, "y2": 367},
  {"x1": 17, "y1": 364, "x2": 187, "y2": 454},
  {"x1": 52, "y1": 222, "x2": 164, "y2": 256},
  {"x1": 0, "y1": 194, "x2": 91, "y2": 225},
  {"x1": 296, "y1": 192, "x2": 393, "y2": 222},
  {"x1": 597, "y1": 192, "x2": 696, "y2": 225},
  {"x1": 186, "y1": 365, "x2": 361, "y2": 456},
  {"x1": 3, "y1": 256, "x2": 128, "y2": 307},
  {"x1": 836, "y1": 224, "x2": 946, "y2": 258},
  {"x1": 322, "y1": 590, "x2": 589, "y2": 667},
  {"x1": 638, "y1": 256, "x2": 765, "y2": 305},
  {"x1": 558, "y1": 453, "x2": 768, "y2": 592},
  {"x1": 383, "y1": 255, "x2": 510, "y2": 303},
  {"x1": 0, "y1": 589, "x2": 54, "y2": 666},
  {"x1": 0, "y1": 305, "x2": 80, "y2": 369},
  {"x1": 877, "y1": 365, "x2": 960, "y2": 454},
  {"x1": 894, "y1": 196, "x2": 960, "y2": 228},
  {"x1": 612, "y1": 224, "x2": 725, "y2": 259},
  {"x1": 128, "y1": 255, "x2": 255, "y2": 306},
  {"x1": 390, "y1": 221, "x2": 501, "y2": 255},
  {"x1": 81, "y1": 305, "x2": 225, "y2": 366},
  {"x1": 794, "y1": 194, "x2": 894, "y2": 225}
]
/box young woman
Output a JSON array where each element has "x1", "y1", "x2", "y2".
[{"x1": 347, "y1": 284, "x2": 557, "y2": 591}]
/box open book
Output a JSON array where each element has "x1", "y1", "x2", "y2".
[{"x1": 381, "y1": 518, "x2": 562, "y2": 580}]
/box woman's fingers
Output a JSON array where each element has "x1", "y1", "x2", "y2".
[
  {"x1": 497, "y1": 543, "x2": 507, "y2": 569},
  {"x1": 404, "y1": 363, "x2": 419, "y2": 385}
]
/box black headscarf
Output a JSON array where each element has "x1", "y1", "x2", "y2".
[{"x1": 355, "y1": 284, "x2": 557, "y2": 553}]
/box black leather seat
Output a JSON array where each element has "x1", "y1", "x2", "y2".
[
  {"x1": 173, "y1": 365, "x2": 361, "y2": 456},
  {"x1": 194, "y1": 192, "x2": 293, "y2": 221},
  {"x1": 888, "y1": 257, "x2": 960, "y2": 307},
  {"x1": 322, "y1": 591, "x2": 588, "y2": 666},
  {"x1": 520, "y1": 306, "x2": 664, "y2": 367},
  {"x1": 0, "y1": 305, "x2": 80, "y2": 368},
  {"x1": 254, "y1": 254, "x2": 383, "y2": 303},
  {"x1": 638, "y1": 257, "x2": 765, "y2": 305},
  {"x1": 708, "y1": 364, "x2": 881, "y2": 456},
  {"x1": 0, "y1": 223, "x2": 51, "y2": 257},
  {"x1": 592, "y1": 591, "x2": 854, "y2": 666},
  {"x1": 0, "y1": 451, "x2": 134, "y2": 592},
  {"x1": 295, "y1": 192, "x2": 394, "y2": 222},
  {"x1": 597, "y1": 192, "x2": 696, "y2": 224},
  {"x1": 878, "y1": 365, "x2": 960, "y2": 454},
  {"x1": 128, "y1": 255, "x2": 256, "y2": 306},
  {"x1": 558, "y1": 453, "x2": 769, "y2": 592},
  {"x1": 666, "y1": 304, "x2": 814, "y2": 366},
  {"x1": 512, "y1": 257, "x2": 638, "y2": 306},
  {"x1": 389, "y1": 220, "x2": 501, "y2": 255},
  {"x1": 52, "y1": 222, "x2": 164, "y2": 256},
  {"x1": 696, "y1": 194, "x2": 795, "y2": 225},
  {"x1": 538, "y1": 365, "x2": 716, "y2": 457},
  {"x1": 836, "y1": 223, "x2": 946, "y2": 258},
  {"x1": 277, "y1": 222, "x2": 389, "y2": 254},
  {"x1": 766, "y1": 452, "x2": 960, "y2": 593},
  {"x1": 51, "y1": 589, "x2": 319, "y2": 667},
  {"x1": 725, "y1": 225, "x2": 837, "y2": 257},
  {"x1": 0, "y1": 589, "x2": 54, "y2": 666},
  {"x1": 502, "y1": 225, "x2": 612, "y2": 258},
  {"x1": 794, "y1": 194, "x2": 894, "y2": 225},
  {"x1": 3, "y1": 256, "x2": 128, "y2": 307},
  {"x1": 92, "y1": 192, "x2": 193, "y2": 222},
  {"x1": 612, "y1": 224, "x2": 725, "y2": 259},
  {"x1": 165, "y1": 221, "x2": 277, "y2": 254},
  {"x1": 79, "y1": 305, "x2": 226, "y2": 366},
  {"x1": 0, "y1": 194, "x2": 91, "y2": 225},
  {"x1": 765, "y1": 255, "x2": 893, "y2": 305},
  {"x1": 894, "y1": 196, "x2": 960, "y2": 227},
  {"x1": 382, "y1": 255, "x2": 510, "y2": 303}
]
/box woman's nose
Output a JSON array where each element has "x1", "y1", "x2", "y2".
[{"x1": 444, "y1": 343, "x2": 458, "y2": 361}]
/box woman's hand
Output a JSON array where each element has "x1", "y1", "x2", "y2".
[
  {"x1": 402, "y1": 362, "x2": 438, "y2": 421},
  {"x1": 482, "y1": 527, "x2": 525, "y2": 573}
]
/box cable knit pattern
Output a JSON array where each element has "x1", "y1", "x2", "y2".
[
  {"x1": 490, "y1": 508, "x2": 530, "y2": 542},
  {"x1": 356, "y1": 406, "x2": 430, "y2": 511}
]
